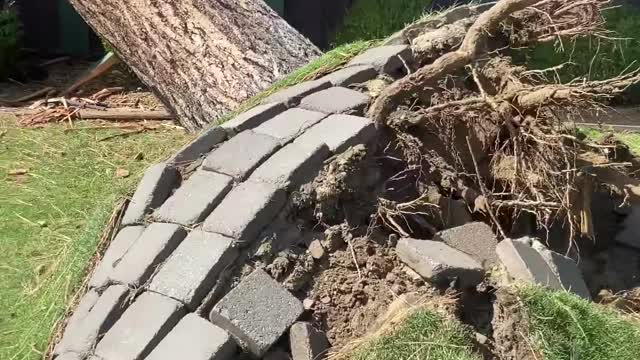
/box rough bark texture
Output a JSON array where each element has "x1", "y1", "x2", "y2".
[{"x1": 67, "y1": 0, "x2": 321, "y2": 131}]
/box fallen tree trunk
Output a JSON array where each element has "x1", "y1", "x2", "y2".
[{"x1": 67, "y1": 0, "x2": 320, "y2": 131}]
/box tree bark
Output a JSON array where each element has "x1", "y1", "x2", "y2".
[{"x1": 67, "y1": 0, "x2": 321, "y2": 131}]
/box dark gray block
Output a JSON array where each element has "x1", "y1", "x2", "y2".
[
  {"x1": 299, "y1": 87, "x2": 370, "y2": 116},
  {"x1": 347, "y1": 45, "x2": 413, "y2": 75},
  {"x1": 290, "y1": 322, "x2": 330, "y2": 360},
  {"x1": 121, "y1": 163, "x2": 180, "y2": 225},
  {"x1": 55, "y1": 285, "x2": 130, "y2": 355},
  {"x1": 89, "y1": 226, "x2": 145, "y2": 289},
  {"x1": 221, "y1": 102, "x2": 287, "y2": 136},
  {"x1": 203, "y1": 181, "x2": 286, "y2": 244},
  {"x1": 202, "y1": 130, "x2": 280, "y2": 180},
  {"x1": 95, "y1": 292, "x2": 185, "y2": 360},
  {"x1": 209, "y1": 269, "x2": 303, "y2": 357},
  {"x1": 109, "y1": 223, "x2": 187, "y2": 287},
  {"x1": 434, "y1": 222, "x2": 498, "y2": 268},
  {"x1": 154, "y1": 170, "x2": 233, "y2": 226},
  {"x1": 149, "y1": 231, "x2": 237, "y2": 309},
  {"x1": 320, "y1": 65, "x2": 377, "y2": 87},
  {"x1": 168, "y1": 127, "x2": 227, "y2": 165},
  {"x1": 532, "y1": 241, "x2": 591, "y2": 299},
  {"x1": 396, "y1": 238, "x2": 484, "y2": 287},
  {"x1": 496, "y1": 238, "x2": 563, "y2": 289},
  {"x1": 253, "y1": 108, "x2": 327, "y2": 143},
  {"x1": 53, "y1": 290, "x2": 100, "y2": 356},
  {"x1": 294, "y1": 114, "x2": 376, "y2": 154},
  {"x1": 262, "y1": 79, "x2": 332, "y2": 107},
  {"x1": 249, "y1": 142, "x2": 330, "y2": 189},
  {"x1": 146, "y1": 314, "x2": 236, "y2": 360},
  {"x1": 615, "y1": 205, "x2": 640, "y2": 249}
]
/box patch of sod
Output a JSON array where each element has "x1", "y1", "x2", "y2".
[
  {"x1": 0, "y1": 116, "x2": 192, "y2": 360},
  {"x1": 579, "y1": 127, "x2": 640, "y2": 156}
]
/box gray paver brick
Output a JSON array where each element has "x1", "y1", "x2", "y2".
[
  {"x1": 290, "y1": 322, "x2": 330, "y2": 360},
  {"x1": 496, "y1": 238, "x2": 563, "y2": 289},
  {"x1": 168, "y1": 127, "x2": 227, "y2": 165},
  {"x1": 53, "y1": 290, "x2": 100, "y2": 356},
  {"x1": 95, "y1": 292, "x2": 185, "y2": 360},
  {"x1": 532, "y1": 241, "x2": 591, "y2": 299},
  {"x1": 347, "y1": 45, "x2": 413, "y2": 75},
  {"x1": 89, "y1": 226, "x2": 145, "y2": 289},
  {"x1": 396, "y1": 238, "x2": 484, "y2": 287},
  {"x1": 320, "y1": 65, "x2": 377, "y2": 87},
  {"x1": 146, "y1": 313, "x2": 236, "y2": 360},
  {"x1": 209, "y1": 269, "x2": 303, "y2": 357},
  {"x1": 221, "y1": 102, "x2": 287, "y2": 136},
  {"x1": 203, "y1": 181, "x2": 286, "y2": 244},
  {"x1": 55, "y1": 285, "x2": 130, "y2": 355},
  {"x1": 294, "y1": 114, "x2": 376, "y2": 154},
  {"x1": 249, "y1": 142, "x2": 330, "y2": 189},
  {"x1": 434, "y1": 222, "x2": 498, "y2": 268},
  {"x1": 154, "y1": 170, "x2": 233, "y2": 226},
  {"x1": 253, "y1": 108, "x2": 327, "y2": 143},
  {"x1": 262, "y1": 79, "x2": 332, "y2": 107},
  {"x1": 109, "y1": 223, "x2": 186, "y2": 287},
  {"x1": 121, "y1": 163, "x2": 180, "y2": 225},
  {"x1": 55, "y1": 353, "x2": 83, "y2": 360},
  {"x1": 299, "y1": 87, "x2": 370, "y2": 116},
  {"x1": 149, "y1": 231, "x2": 237, "y2": 309},
  {"x1": 202, "y1": 130, "x2": 280, "y2": 180}
]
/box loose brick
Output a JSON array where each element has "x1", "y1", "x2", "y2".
[
  {"x1": 168, "y1": 127, "x2": 227, "y2": 165},
  {"x1": 347, "y1": 45, "x2": 413, "y2": 75},
  {"x1": 299, "y1": 87, "x2": 370, "y2": 116},
  {"x1": 434, "y1": 222, "x2": 498, "y2": 268},
  {"x1": 89, "y1": 226, "x2": 145, "y2": 289},
  {"x1": 154, "y1": 170, "x2": 233, "y2": 226},
  {"x1": 121, "y1": 163, "x2": 180, "y2": 225},
  {"x1": 203, "y1": 181, "x2": 286, "y2": 244},
  {"x1": 149, "y1": 231, "x2": 237, "y2": 309},
  {"x1": 55, "y1": 285, "x2": 130, "y2": 355},
  {"x1": 53, "y1": 290, "x2": 100, "y2": 356},
  {"x1": 202, "y1": 130, "x2": 280, "y2": 180},
  {"x1": 109, "y1": 223, "x2": 186, "y2": 287},
  {"x1": 320, "y1": 65, "x2": 378, "y2": 87},
  {"x1": 396, "y1": 238, "x2": 484, "y2": 287},
  {"x1": 209, "y1": 269, "x2": 303, "y2": 357},
  {"x1": 294, "y1": 114, "x2": 376, "y2": 153},
  {"x1": 532, "y1": 241, "x2": 591, "y2": 299},
  {"x1": 496, "y1": 238, "x2": 563, "y2": 289},
  {"x1": 55, "y1": 353, "x2": 83, "y2": 360},
  {"x1": 146, "y1": 314, "x2": 236, "y2": 360},
  {"x1": 249, "y1": 142, "x2": 330, "y2": 189},
  {"x1": 221, "y1": 102, "x2": 287, "y2": 136},
  {"x1": 95, "y1": 292, "x2": 185, "y2": 360},
  {"x1": 290, "y1": 322, "x2": 330, "y2": 360},
  {"x1": 253, "y1": 108, "x2": 327, "y2": 144},
  {"x1": 262, "y1": 79, "x2": 332, "y2": 107}
]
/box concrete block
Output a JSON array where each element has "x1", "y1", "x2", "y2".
[
  {"x1": 202, "y1": 130, "x2": 280, "y2": 180},
  {"x1": 154, "y1": 170, "x2": 233, "y2": 226},
  {"x1": 253, "y1": 108, "x2": 327, "y2": 143},
  {"x1": 89, "y1": 226, "x2": 145, "y2": 289},
  {"x1": 55, "y1": 353, "x2": 84, "y2": 360},
  {"x1": 532, "y1": 241, "x2": 591, "y2": 299},
  {"x1": 221, "y1": 102, "x2": 287, "y2": 136},
  {"x1": 262, "y1": 79, "x2": 332, "y2": 107},
  {"x1": 290, "y1": 322, "x2": 330, "y2": 360},
  {"x1": 299, "y1": 87, "x2": 370, "y2": 116},
  {"x1": 146, "y1": 314, "x2": 236, "y2": 360},
  {"x1": 209, "y1": 269, "x2": 303, "y2": 357},
  {"x1": 347, "y1": 45, "x2": 413, "y2": 75},
  {"x1": 121, "y1": 163, "x2": 180, "y2": 225},
  {"x1": 203, "y1": 181, "x2": 286, "y2": 244},
  {"x1": 168, "y1": 127, "x2": 227, "y2": 165},
  {"x1": 396, "y1": 238, "x2": 484, "y2": 287},
  {"x1": 109, "y1": 223, "x2": 186, "y2": 287},
  {"x1": 249, "y1": 142, "x2": 330, "y2": 189},
  {"x1": 55, "y1": 285, "x2": 130, "y2": 355},
  {"x1": 53, "y1": 290, "x2": 100, "y2": 356},
  {"x1": 496, "y1": 238, "x2": 563, "y2": 289},
  {"x1": 294, "y1": 114, "x2": 376, "y2": 154},
  {"x1": 95, "y1": 292, "x2": 185, "y2": 360},
  {"x1": 149, "y1": 231, "x2": 237, "y2": 309},
  {"x1": 434, "y1": 222, "x2": 498, "y2": 268},
  {"x1": 320, "y1": 65, "x2": 377, "y2": 87}
]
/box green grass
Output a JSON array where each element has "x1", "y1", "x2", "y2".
[
  {"x1": 518, "y1": 286, "x2": 640, "y2": 360},
  {"x1": 0, "y1": 117, "x2": 191, "y2": 360},
  {"x1": 579, "y1": 127, "x2": 640, "y2": 155},
  {"x1": 350, "y1": 310, "x2": 481, "y2": 360}
]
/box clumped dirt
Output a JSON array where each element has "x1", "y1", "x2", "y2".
[{"x1": 490, "y1": 289, "x2": 540, "y2": 360}]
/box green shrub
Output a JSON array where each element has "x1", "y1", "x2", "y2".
[{"x1": 0, "y1": 8, "x2": 21, "y2": 80}]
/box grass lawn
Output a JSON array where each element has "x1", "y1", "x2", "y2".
[
  {"x1": 579, "y1": 127, "x2": 640, "y2": 155},
  {"x1": 0, "y1": 116, "x2": 191, "y2": 360}
]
